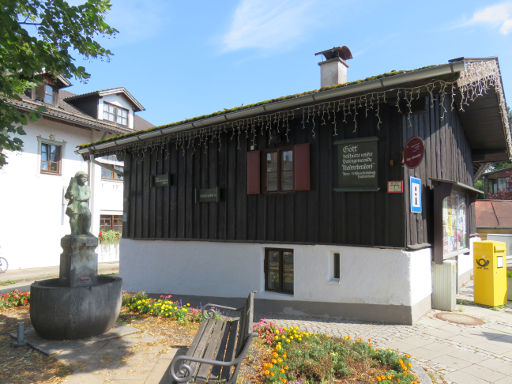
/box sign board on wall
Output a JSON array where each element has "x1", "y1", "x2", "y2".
[
  {"x1": 410, "y1": 177, "x2": 422, "y2": 213},
  {"x1": 404, "y1": 136, "x2": 424, "y2": 169},
  {"x1": 334, "y1": 137, "x2": 379, "y2": 192},
  {"x1": 153, "y1": 174, "x2": 170, "y2": 187},
  {"x1": 196, "y1": 187, "x2": 220, "y2": 203}
]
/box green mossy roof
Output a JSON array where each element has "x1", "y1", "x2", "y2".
[{"x1": 79, "y1": 65, "x2": 437, "y2": 150}]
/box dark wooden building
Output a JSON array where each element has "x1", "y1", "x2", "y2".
[{"x1": 79, "y1": 53, "x2": 511, "y2": 324}]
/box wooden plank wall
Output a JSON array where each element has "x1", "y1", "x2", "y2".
[
  {"x1": 123, "y1": 104, "x2": 405, "y2": 247},
  {"x1": 403, "y1": 96, "x2": 475, "y2": 247}
]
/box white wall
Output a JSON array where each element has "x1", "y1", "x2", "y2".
[
  {"x1": 0, "y1": 118, "x2": 123, "y2": 269},
  {"x1": 120, "y1": 239, "x2": 432, "y2": 308}
]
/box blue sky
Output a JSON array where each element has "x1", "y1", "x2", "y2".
[{"x1": 69, "y1": 0, "x2": 512, "y2": 127}]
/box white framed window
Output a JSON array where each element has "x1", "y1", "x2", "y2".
[
  {"x1": 37, "y1": 136, "x2": 66, "y2": 176},
  {"x1": 103, "y1": 102, "x2": 128, "y2": 126}
]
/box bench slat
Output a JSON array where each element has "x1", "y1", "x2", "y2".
[
  {"x1": 219, "y1": 320, "x2": 238, "y2": 381},
  {"x1": 188, "y1": 318, "x2": 218, "y2": 377},
  {"x1": 195, "y1": 319, "x2": 228, "y2": 381}
]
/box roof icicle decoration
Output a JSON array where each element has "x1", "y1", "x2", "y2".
[{"x1": 78, "y1": 58, "x2": 511, "y2": 162}]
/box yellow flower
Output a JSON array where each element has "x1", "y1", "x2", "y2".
[
  {"x1": 264, "y1": 370, "x2": 270, "y2": 375},
  {"x1": 277, "y1": 358, "x2": 283, "y2": 363},
  {"x1": 272, "y1": 359, "x2": 277, "y2": 364},
  {"x1": 273, "y1": 352, "x2": 278, "y2": 358}
]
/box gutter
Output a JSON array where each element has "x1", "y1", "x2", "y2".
[{"x1": 77, "y1": 61, "x2": 465, "y2": 156}]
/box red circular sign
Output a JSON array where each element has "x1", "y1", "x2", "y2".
[{"x1": 404, "y1": 136, "x2": 424, "y2": 169}]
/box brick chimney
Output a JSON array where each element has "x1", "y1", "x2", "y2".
[{"x1": 315, "y1": 46, "x2": 353, "y2": 88}]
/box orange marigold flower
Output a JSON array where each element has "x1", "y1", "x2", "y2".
[{"x1": 280, "y1": 369, "x2": 285, "y2": 374}]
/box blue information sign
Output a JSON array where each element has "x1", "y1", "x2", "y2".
[{"x1": 410, "y1": 177, "x2": 422, "y2": 213}]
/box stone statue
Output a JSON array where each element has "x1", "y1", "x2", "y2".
[{"x1": 65, "y1": 171, "x2": 92, "y2": 235}]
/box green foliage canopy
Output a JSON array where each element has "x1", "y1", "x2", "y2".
[{"x1": 0, "y1": 0, "x2": 117, "y2": 166}]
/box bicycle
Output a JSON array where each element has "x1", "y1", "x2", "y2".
[{"x1": 0, "y1": 257, "x2": 7, "y2": 273}]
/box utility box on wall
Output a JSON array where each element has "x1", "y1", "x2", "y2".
[
  {"x1": 474, "y1": 241, "x2": 507, "y2": 307},
  {"x1": 432, "y1": 260, "x2": 457, "y2": 311}
]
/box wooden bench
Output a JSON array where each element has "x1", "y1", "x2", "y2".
[{"x1": 169, "y1": 291, "x2": 257, "y2": 383}]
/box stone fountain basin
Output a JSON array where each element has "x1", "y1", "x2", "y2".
[{"x1": 30, "y1": 276, "x2": 122, "y2": 340}]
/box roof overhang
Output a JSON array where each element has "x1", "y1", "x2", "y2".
[
  {"x1": 77, "y1": 58, "x2": 511, "y2": 164},
  {"x1": 78, "y1": 61, "x2": 466, "y2": 156}
]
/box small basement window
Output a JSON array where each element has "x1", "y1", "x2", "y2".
[
  {"x1": 332, "y1": 252, "x2": 340, "y2": 281},
  {"x1": 264, "y1": 248, "x2": 294, "y2": 294}
]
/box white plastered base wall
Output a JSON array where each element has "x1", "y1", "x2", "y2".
[{"x1": 120, "y1": 240, "x2": 432, "y2": 323}]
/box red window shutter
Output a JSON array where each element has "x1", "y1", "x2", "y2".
[
  {"x1": 294, "y1": 143, "x2": 310, "y2": 191},
  {"x1": 247, "y1": 150, "x2": 261, "y2": 195}
]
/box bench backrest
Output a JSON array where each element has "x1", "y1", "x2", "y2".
[{"x1": 236, "y1": 291, "x2": 254, "y2": 356}]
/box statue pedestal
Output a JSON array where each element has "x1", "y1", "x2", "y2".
[{"x1": 59, "y1": 235, "x2": 98, "y2": 287}]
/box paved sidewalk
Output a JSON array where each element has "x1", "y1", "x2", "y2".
[{"x1": 263, "y1": 283, "x2": 512, "y2": 384}]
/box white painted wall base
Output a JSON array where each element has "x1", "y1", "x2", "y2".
[
  {"x1": 98, "y1": 243, "x2": 119, "y2": 262},
  {"x1": 120, "y1": 239, "x2": 432, "y2": 323}
]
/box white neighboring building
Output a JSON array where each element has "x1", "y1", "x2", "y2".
[{"x1": 0, "y1": 75, "x2": 151, "y2": 269}]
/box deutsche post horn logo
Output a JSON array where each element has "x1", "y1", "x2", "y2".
[{"x1": 476, "y1": 258, "x2": 490, "y2": 267}]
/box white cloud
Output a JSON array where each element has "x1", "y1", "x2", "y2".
[
  {"x1": 464, "y1": 2, "x2": 512, "y2": 35},
  {"x1": 221, "y1": 0, "x2": 319, "y2": 52}
]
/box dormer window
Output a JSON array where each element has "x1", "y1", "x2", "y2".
[
  {"x1": 33, "y1": 83, "x2": 56, "y2": 105},
  {"x1": 103, "y1": 102, "x2": 128, "y2": 126},
  {"x1": 44, "y1": 84, "x2": 54, "y2": 104}
]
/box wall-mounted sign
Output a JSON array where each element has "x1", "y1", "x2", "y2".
[
  {"x1": 153, "y1": 174, "x2": 170, "y2": 187},
  {"x1": 387, "y1": 181, "x2": 403, "y2": 193},
  {"x1": 196, "y1": 187, "x2": 220, "y2": 203},
  {"x1": 410, "y1": 177, "x2": 422, "y2": 213},
  {"x1": 404, "y1": 136, "x2": 424, "y2": 169},
  {"x1": 333, "y1": 137, "x2": 379, "y2": 192}
]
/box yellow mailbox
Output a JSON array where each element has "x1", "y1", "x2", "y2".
[{"x1": 474, "y1": 241, "x2": 507, "y2": 306}]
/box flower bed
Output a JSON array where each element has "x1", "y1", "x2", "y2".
[
  {"x1": 254, "y1": 319, "x2": 418, "y2": 384},
  {"x1": 122, "y1": 292, "x2": 203, "y2": 323},
  {"x1": 0, "y1": 289, "x2": 30, "y2": 310}
]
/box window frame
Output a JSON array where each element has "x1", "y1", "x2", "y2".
[
  {"x1": 100, "y1": 214, "x2": 123, "y2": 233},
  {"x1": 263, "y1": 146, "x2": 294, "y2": 194},
  {"x1": 264, "y1": 248, "x2": 294, "y2": 294},
  {"x1": 101, "y1": 165, "x2": 124, "y2": 181},
  {"x1": 44, "y1": 84, "x2": 54, "y2": 104},
  {"x1": 38, "y1": 137, "x2": 64, "y2": 175},
  {"x1": 103, "y1": 101, "x2": 129, "y2": 126}
]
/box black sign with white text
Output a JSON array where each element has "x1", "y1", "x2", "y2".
[{"x1": 334, "y1": 137, "x2": 379, "y2": 191}]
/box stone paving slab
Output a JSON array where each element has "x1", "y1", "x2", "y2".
[{"x1": 10, "y1": 324, "x2": 140, "y2": 356}]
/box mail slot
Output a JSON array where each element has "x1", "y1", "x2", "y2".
[{"x1": 473, "y1": 241, "x2": 507, "y2": 306}]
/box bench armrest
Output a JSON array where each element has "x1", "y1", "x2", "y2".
[
  {"x1": 202, "y1": 303, "x2": 238, "y2": 319},
  {"x1": 169, "y1": 332, "x2": 257, "y2": 383}
]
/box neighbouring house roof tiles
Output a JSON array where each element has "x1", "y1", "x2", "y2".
[
  {"x1": 64, "y1": 87, "x2": 145, "y2": 111},
  {"x1": 476, "y1": 200, "x2": 512, "y2": 228}
]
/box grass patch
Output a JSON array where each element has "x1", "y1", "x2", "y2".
[{"x1": 0, "y1": 280, "x2": 16, "y2": 286}]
